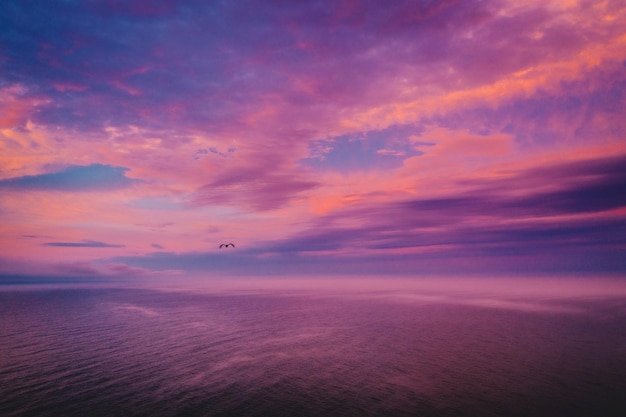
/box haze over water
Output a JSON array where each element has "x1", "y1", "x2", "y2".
[{"x1": 2, "y1": 276, "x2": 625, "y2": 417}]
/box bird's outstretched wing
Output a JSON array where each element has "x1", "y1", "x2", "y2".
[{"x1": 219, "y1": 243, "x2": 235, "y2": 249}]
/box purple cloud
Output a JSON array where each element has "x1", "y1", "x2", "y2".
[
  {"x1": 194, "y1": 174, "x2": 319, "y2": 211},
  {"x1": 192, "y1": 147, "x2": 320, "y2": 211},
  {"x1": 43, "y1": 240, "x2": 125, "y2": 248},
  {"x1": 103, "y1": 154, "x2": 626, "y2": 275},
  {"x1": 144, "y1": 153, "x2": 625, "y2": 274},
  {"x1": 193, "y1": 147, "x2": 235, "y2": 160},
  {"x1": 52, "y1": 261, "x2": 102, "y2": 276},
  {"x1": 251, "y1": 154, "x2": 626, "y2": 270},
  {"x1": 1, "y1": 0, "x2": 592, "y2": 133}
]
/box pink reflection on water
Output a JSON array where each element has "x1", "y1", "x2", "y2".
[{"x1": 139, "y1": 274, "x2": 626, "y2": 314}]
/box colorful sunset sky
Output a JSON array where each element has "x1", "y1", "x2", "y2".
[{"x1": 1, "y1": 0, "x2": 625, "y2": 280}]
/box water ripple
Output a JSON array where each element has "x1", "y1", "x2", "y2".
[{"x1": 1, "y1": 286, "x2": 625, "y2": 417}]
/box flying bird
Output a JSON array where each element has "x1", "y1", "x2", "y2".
[{"x1": 219, "y1": 243, "x2": 235, "y2": 249}]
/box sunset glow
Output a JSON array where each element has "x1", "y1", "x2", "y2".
[{"x1": 1, "y1": 0, "x2": 625, "y2": 279}]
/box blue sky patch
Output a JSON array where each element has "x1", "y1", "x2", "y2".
[
  {"x1": 0, "y1": 164, "x2": 137, "y2": 191},
  {"x1": 302, "y1": 126, "x2": 425, "y2": 172}
]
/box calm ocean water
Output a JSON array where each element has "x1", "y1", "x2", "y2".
[{"x1": 1, "y1": 276, "x2": 625, "y2": 417}]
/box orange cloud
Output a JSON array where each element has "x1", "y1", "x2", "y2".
[{"x1": 336, "y1": 2, "x2": 626, "y2": 134}]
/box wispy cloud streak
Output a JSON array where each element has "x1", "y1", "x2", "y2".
[{"x1": 43, "y1": 240, "x2": 125, "y2": 248}]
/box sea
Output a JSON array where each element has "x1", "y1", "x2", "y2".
[{"x1": 1, "y1": 275, "x2": 625, "y2": 417}]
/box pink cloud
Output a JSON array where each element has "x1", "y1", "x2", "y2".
[{"x1": 0, "y1": 86, "x2": 48, "y2": 128}]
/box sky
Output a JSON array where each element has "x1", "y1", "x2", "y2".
[{"x1": 1, "y1": 0, "x2": 625, "y2": 280}]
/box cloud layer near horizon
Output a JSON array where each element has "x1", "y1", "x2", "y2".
[{"x1": 1, "y1": 0, "x2": 625, "y2": 278}]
